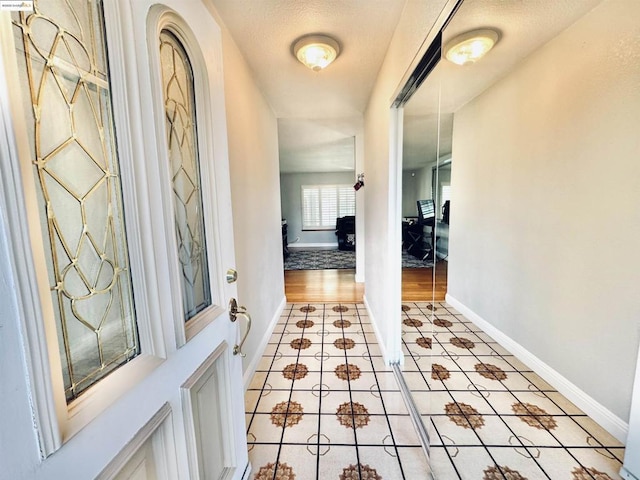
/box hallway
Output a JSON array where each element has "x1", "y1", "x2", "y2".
[{"x1": 245, "y1": 301, "x2": 625, "y2": 479}]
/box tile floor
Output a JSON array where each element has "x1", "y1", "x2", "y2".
[
  {"x1": 245, "y1": 302, "x2": 626, "y2": 479},
  {"x1": 245, "y1": 303, "x2": 426, "y2": 479},
  {"x1": 401, "y1": 301, "x2": 625, "y2": 480}
]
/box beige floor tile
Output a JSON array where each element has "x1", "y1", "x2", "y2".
[
  {"x1": 246, "y1": 303, "x2": 626, "y2": 479},
  {"x1": 318, "y1": 412, "x2": 357, "y2": 445},
  {"x1": 486, "y1": 446, "x2": 548, "y2": 478},
  {"x1": 316, "y1": 446, "x2": 359, "y2": 478},
  {"x1": 270, "y1": 444, "x2": 318, "y2": 479},
  {"x1": 357, "y1": 446, "x2": 404, "y2": 479}
]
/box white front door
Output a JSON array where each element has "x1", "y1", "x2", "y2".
[{"x1": 0, "y1": 1, "x2": 249, "y2": 478}]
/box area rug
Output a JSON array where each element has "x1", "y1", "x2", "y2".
[
  {"x1": 285, "y1": 250, "x2": 355, "y2": 270},
  {"x1": 284, "y1": 250, "x2": 433, "y2": 270}
]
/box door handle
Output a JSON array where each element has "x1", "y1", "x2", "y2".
[{"x1": 228, "y1": 298, "x2": 251, "y2": 357}]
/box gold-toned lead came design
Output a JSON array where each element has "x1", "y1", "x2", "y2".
[
  {"x1": 13, "y1": 0, "x2": 139, "y2": 402},
  {"x1": 159, "y1": 29, "x2": 212, "y2": 322}
]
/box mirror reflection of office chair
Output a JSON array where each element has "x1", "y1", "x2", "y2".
[
  {"x1": 405, "y1": 199, "x2": 435, "y2": 261},
  {"x1": 404, "y1": 221, "x2": 427, "y2": 258}
]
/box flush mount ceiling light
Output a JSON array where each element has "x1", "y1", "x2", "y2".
[
  {"x1": 444, "y1": 29, "x2": 499, "y2": 66},
  {"x1": 293, "y1": 34, "x2": 340, "y2": 71}
]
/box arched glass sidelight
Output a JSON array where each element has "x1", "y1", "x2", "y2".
[{"x1": 159, "y1": 29, "x2": 212, "y2": 322}]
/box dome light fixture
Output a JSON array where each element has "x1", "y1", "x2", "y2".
[
  {"x1": 293, "y1": 34, "x2": 340, "y2": 71},
  {"x1": 444, "y1": 29, "x2": 499, "y2": 66}
]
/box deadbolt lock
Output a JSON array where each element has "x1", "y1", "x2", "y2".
[{"x1": 226, "y1": 268, "x2": 238, "y2": 283}]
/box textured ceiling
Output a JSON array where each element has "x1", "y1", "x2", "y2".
[
  {"x1": 210, "y1": 0, "x2": 604, "y2": 173},
  {"x1": 210, "y1": 0, "x2": 406, "y2": 119},
  {"x1": 209, "y1": 0, "x2": 408, "y2": 173}
]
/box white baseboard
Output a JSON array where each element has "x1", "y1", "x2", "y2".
[
  {"x1": 242, "y1": 296, "x2": 286, "y2": 391},
  {"x1": 620, "y1": 467, "x2": 640, "y2": 480},
  {"x1": 446, "y1": 293, "x2": 629, "y2": 443},
  {"x1": 287, "y1": 242, "x2": 338, "y2": 250},
  {"x1": 355, "y1": 272, "x2": 365, "y2": 283},
  {"x1": 363, "y1": 295, "x2": 388, "y2": 365},
  {"x1": 362, "y1": 295, "x2": 403, "y2": 366}
]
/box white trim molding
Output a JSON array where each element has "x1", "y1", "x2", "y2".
[
  {"x1": 287, "y1": 242, "x2": 339, "y2": 250},
  {"x1": 363, "y1": 295, "x2": 403, "y2": 366},
  {"x1": 621, "y1": 341, "x2": 640, "y2": 479},
  {"x1": 446, "y1": 294, "x2": 629, "y2": 443},
  {"x1": 243, "y1": 296, "x2": 286, "y2": 391},
  {"x1": 144, "y1": 5, "x2": 228, "y2": 347},
  {"x1": 96, "y1": 403, "x2": 178, "y2": 480}
]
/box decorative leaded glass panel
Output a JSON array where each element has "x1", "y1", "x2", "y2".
[
  {"x1": 159, "y1": 30, "x2": 212, "y2": 321},
  {"x1": 12, "y1": 0, "x2": 140, "y2": 402}
]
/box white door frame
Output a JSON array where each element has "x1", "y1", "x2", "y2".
[{"x1": 0, "y1": 1, "x2": 250, "y2": 478}]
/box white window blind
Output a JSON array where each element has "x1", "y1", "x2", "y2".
[
  {"x1": 302, "y1": 184, "x2": 355, "y2": 230},
  {"x1": 441, "y1": 184, "x2": 452, "y2": 204}
]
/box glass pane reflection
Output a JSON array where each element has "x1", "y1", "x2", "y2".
[{"x1": 159, "y1": 30, "x2": 212, "y2": 321}]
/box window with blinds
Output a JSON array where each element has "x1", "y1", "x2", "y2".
[
  {"x1": 441, "y1": 184, "x2": 452, "y2": 204},
  {"x1": 301, "y1": 184, "x2": 355, "y2": 230}
]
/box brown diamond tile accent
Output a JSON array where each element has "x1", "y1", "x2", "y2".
[
  {"x1": 336, "y1": 401, "x2": 370, "y2": 429},
  {"x1": 296, "y1": 319, "x2": 314, "y2": 328},
  {"x1": 426, "y1": 304, "x2": 437, "y2": 311},
  {"x1": 333, "y1": 305, "x2": 349, "y2": 312},
  {"x1": 335, "y1": 363, "x2": 361, "y2": 381},
  {"x1": 334, "y1": 338, "x2": 355, "y2": 350},
  {"x1": 282, "y1": 363, "x2": 309, "y2": 380},
  {"x1": 290, "y1": 338, "x2": 311, "y2": 350},
  {"x1": 483, "y1": 466, "x2": 527, "y2": 480},
  {"x1": 416, "y1": 337, "x2": 432, "y2": 349},
  {"x1": 475, "y1": 363, "x2": 507, "y2": 381},
  {"x1": 333, "y1": 319, "x2": 352, "y2": 328},
  {"x1": 340, "y1": 463, "x2": 382, "y2": 480},
  {"x1": 300, "y1": 305, "x2": 316, "y2": 313},
  {"x1": 255, "y1": 462, "x2": 296, "y2": 480},
  {"x1": 403, "y1": 318, "x2": 423, "y2": 327},
  {"x1": 270, "y1": 401, "x2": 304, "y2": 427},
  {"x1": 434, "y1": 318, "x2": 453, "y2": 328},
  {"x1": 512, "y1": 402, "x2": 557, "y2": 430},
  {"x1": 450, "y1": 336, "x2": 475, "y2": 349},
  {"x1": 401, "y1": 304, "x2": 411, "y2": 312},
  {"x1": 572, "y1": 467, "x2": 614, "y2": 480},
  {"x1": 432, "y1": 363, "x2": 451, "y2": 380},
  {"x1": 445, "y1": 402, "x2": 485, "y2": 429}
]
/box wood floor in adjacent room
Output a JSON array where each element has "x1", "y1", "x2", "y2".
[{"x1": 283, "y1": 261, "x2": 448, "y2": 303}]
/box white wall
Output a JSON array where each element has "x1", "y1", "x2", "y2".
[
  {"x1": 448, "y1": 0, "x2": 640, "y2": 426},
  {"x1": 363, "y1": 0, "x2": 450, "y2": 361},
  {"x1": 402, "y1": 171, "x2": 419, "y2": 217},
  {"x1": 402, "y1": 165, "x2": 435, "y2": 217},
  {"x1": 280, "y1": 171, "x2": 355, "y2": 245},
  {"x1": 207, "y1": 6, "x2": 286, "y2": 374},
  {"x1": 415, "y1": 164, "x2": 433, "y2": 203}
]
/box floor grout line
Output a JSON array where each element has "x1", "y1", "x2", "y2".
[{"x1": 246, "y1": 302, "x2": 625, "y2": 480}]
